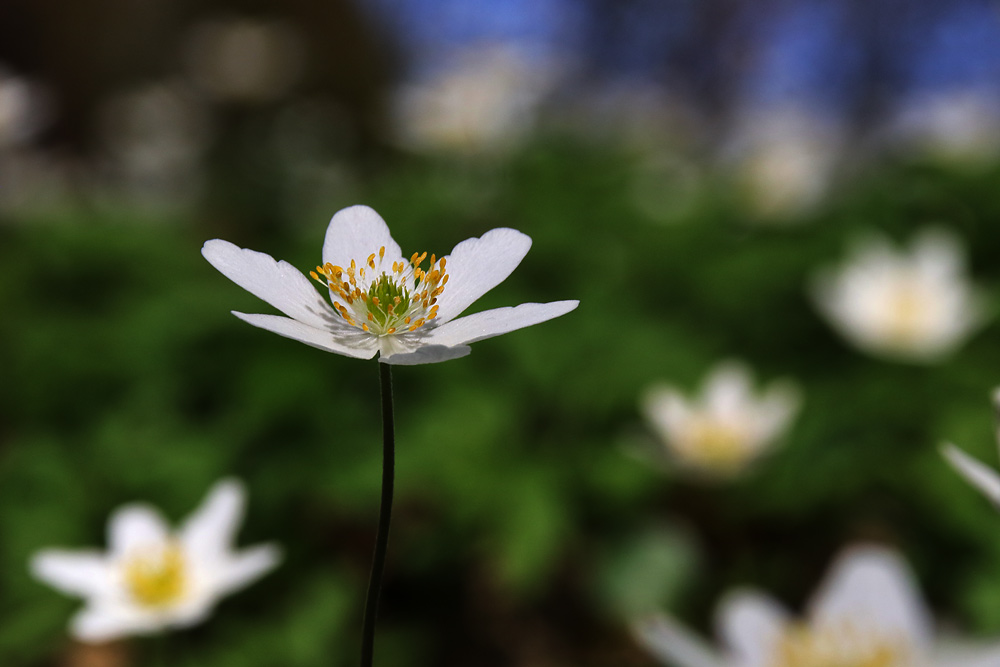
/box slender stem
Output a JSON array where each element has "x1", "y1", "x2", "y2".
[{"x1": 361, "y1": 361, "x2": 395, "y2": 667}]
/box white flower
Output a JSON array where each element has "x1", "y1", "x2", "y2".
[
  {"x1": 30, "y1": 479, "x2": 280, "y2": 643},
  {"x1": 943, "y1": 388, "x2": 1000, "y2": 509},
  {"x1": 727, "y1": 106, "x2": 843, "y2": 220},
  {"x1": 641, "y1": 361, "x2": 800, "y2": 476},
  {"x1": 390, "y1": 45, "x2": 556, "y2": 155},
  {"x1": 202, "y1": 205, "x2": 578, "y2": 365},
  {"x1": 812, "y1": 229, "x2": 986, "y2": 362},
  {"x1": 634, "y1": 545, "x2": 1000, "y2": 667}
]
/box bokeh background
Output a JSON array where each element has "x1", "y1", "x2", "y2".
[{"x1": 5, "y1": 1, "x2": 1000, "y2": 665}]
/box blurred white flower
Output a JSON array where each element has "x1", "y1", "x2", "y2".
[
  {"x1": 812, "y1": 229, "x2": 986, "y2": 362},
  {"x1": 97, "y1": 81, "x2": 211, "y2": 208},
  {"x1": 202, "y1": 204, "x2": 578, "y2": 365},
  {"x1": 182, "y1": 17, "x2": 305, "y2": 103},
  {"x1": 391, "y1": 45, "x2": 557, "y2": 155},
  {"x1": 31, "y1": 479, "x2": 280, "y2": 643},
  {"x1": 634, "y1": 544, "x2": 1000, "y2": 667},
  {"x1": 886, "y1": 89, "x2": 1000, "y2": 166},
  {"x1": 641, "y1": 361, "x2": 800, "y2": 476},
  {"x1": 0, "y1": 65, "x2": 52, "y2": 149},
  {"x1": 943, "y1": 388, "x2": 1000, "y2": 510},
  {"x1": 726, "y1": 107, "x2": 842, "y2": 220}
]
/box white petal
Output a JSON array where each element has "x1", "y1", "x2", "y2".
[
  {"x1": 703, "y1": 362, "x2": 754, "y2": 419},
  {"x1": 420, "y1": 300, "x2": 579, "y2": 348},
  {"x1": 108, "y1": 505, "x2": 170, "y2": 559},
  {"x1": 933, "y1": 638, "x2": 1000, "y2": 667},
  {"x1": 216, "y1": 544, "x2": 282, "y2": 595},
  {"x1": 180, "y1": 479, "x2": 245, "y2": 564},
  {"x1": 632, "y1": 613, "x2": 726, "y2": 667},
  {"x1": 943, "y1": 444, "x2": 1000, "y2": 506},
  {"x1": 809, "y1": 545, "x2": 932, "y2": 650},
  {"x1": 321, "y1": 205, "x2": 403, "y2": 271},
  {"x1": 233, "y1": 312, "x2": 378, "y2": 359},
  {"x1": 642, "y1": 386, "x2": 692, "y2": 443},
  {"x1": 716, "y1": 590, "x2": 788, "y2": 667},
  {"x1": 202, "y1": 240, "x2": 336, "y2": 330},
  {"x1": 30, "y1": 550, "x2": 114, "y2": 599},
  {"x1": 433, "y1": 228, "x2": 533, "y2": 324},
  {"x1": 71, "y1": 604, "x2": 160, "y2": 642},
  {"x1": 380, "y1": 344, "x2": 472, "y2": 366},
  {"x1": 753, "y1": 382, "x2": 802, "y2": 443}
]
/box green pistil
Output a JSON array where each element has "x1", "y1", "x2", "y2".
[{"x1": 367, "y1": 274, "x2": 410, "y2": 326}]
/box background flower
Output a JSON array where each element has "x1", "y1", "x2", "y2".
[
  {"x1": 634, "y1": 545, "x2": 1000, "y2": 667},
  {"x1": 30, "y1": 479, "x2": 280, "y2": 642},
  {"x1": 811, "y1": 229, "x2": 987, "y2": 362},
  {"x1": 641, "y1": 361, "x2": 800, "y2": 477}
]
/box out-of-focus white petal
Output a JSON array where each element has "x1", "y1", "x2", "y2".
[
  {"x1": 71, "y1": 604, "x2": 160, "y2": 642},
  {"x1": 632, "y1": 613, "x2": 726, "y2": 667},
  {"x1": 754, "y1": 382, "x2": 802, "y2": 443},
  {"x1": 421, "y1": 300, "x2": 579, "y2": 347},
  {"x1": 380, "y1": 344, "x2": 472, "y2": 366},
  {"x1": 108, "y1": 505, "x2": 170, "y2": 559},
  {"x1": 202, "y1": 240, "x2": 336, "y2": 330},
  {"x1": 932, "y1": 638, "x2": 1000, "y2": 667},
  {"x1": 943, "y1": 444, "x2": 1000, "y2": 506},
  {"x1": 702, "y1": 362, "x2": 754, "y2": 419},
  {"x1": 642, "y1": 386, "x2": 692, "y2": 442},
  {"x1": 809, "y1": 545, "x2": 933, "y2": 651},
  {"x1": 322, "y1": 205, "x2": 403, "y2": 271},
  {"x1": 233, "y1": 312, "x2": 378, "y2": 359},
  {"x1": 913, "y1": 228, "x2": 964, "y2": 279},
  {"x1": 216, "y1": 544, "x2": 282, "y2": 595},
  {"x1": 180, "y1": 479, "x2": 244, "y2": 564},
  {"x1": 716, "y1": 590, "x2": 788, "y2": 667},
  {"x1": 434, "y1": 228, "x2": 533, "y2": 323},
  {"x1": 30, "y1": 551, "x2": 114, "y2": 599}
]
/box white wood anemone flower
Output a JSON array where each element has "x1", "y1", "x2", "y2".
[
  {"x1": 812, "y1": 229, "x2": 987, "y2": 362},
  {"x1": 30, "y1": 479, "x2": 280, "y2": 643},
  {"x1": 943, "y1": 388, "x2": 1000, "y2": 510},
  {"x1": 641, "y1": 361, "x2": 800, "y2": 477},
  {"x1": 634, "y1": 545, "x2": 1000, "y2": 667},
  {"x1": 201, "y1": 205, "x2": 579, "y2": 365}
]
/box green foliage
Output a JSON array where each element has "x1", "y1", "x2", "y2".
[{"x1": 4, "y1": 139, "x2": 1000, "y2": 665}]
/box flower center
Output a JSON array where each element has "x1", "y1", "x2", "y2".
[
  {"x1": 679, "y1": 418, "x2": 750, "y2": 468},
  {"x1": 123, "y1": 543, "x2": 188, "y2": 609},
  {"x1": 883, "y1": 278, "x2": 929, "y2": 345},
  {"x1": 773, "y1": 625, "x2": 904, "y2": 667},
  {"x1": 311, "y1": 246, "x2": 449, "y2": 336}
]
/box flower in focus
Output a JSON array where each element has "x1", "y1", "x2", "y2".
[
  {"x1": 30, "y1": 479, "x2": 280, "y2": 642},
  {"x1": 634, "y1": 544, "x2": 1000, "y2": 667},
  {"x1": 202, "y1": 205, "x2": 578, "y2": 365},
  {"x1": 812, "y1": 228, "x2": 986, "y2": 362},
  {"x1": 943, "y1": 388, "x2": 1000, "y2": 510},
  {"x1": 641, "y1": 361, "x2": 800, "y2": 476}
]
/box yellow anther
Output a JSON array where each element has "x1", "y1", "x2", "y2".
[
  {"x1": 372, "y1": 297, "x2": 380, "y2": 306},
  {"x1": 387, "y1": 327, "x2": 396, "y2": 334},
  {"x1": 362, "y1": 323, "x2": 369, "y2": 331},
  {"x1": 309, "y1": 270, "x2": 319, "y2": 281},
  {"x1": 379, "y1": 246, "x2": 386, "y2": 259},
  {"x1": 439, "y1": 258, "x2": 446, "y2": 270},
  {"x1": 442, "y1": 274, "x2": 449, "y2": 285},
  {"x1": 367, "y1": 253, "x2": 376, "y2": 268},
  {"x1": 367, "y1": 313, "x2": 375, "y2": 321},
  {"x1": 394, "y1": 297, "x2": 401, "y2": 305},
  {"x1": 405, "y1": 317, "x2": 412, "y2": 324},
  {"x1": 429, "y1": 254, "x2": 436, "y2": 267}
]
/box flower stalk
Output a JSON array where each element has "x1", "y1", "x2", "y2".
[{"x1": 361, "y1": 362, "x2": 395, "y2": 667}]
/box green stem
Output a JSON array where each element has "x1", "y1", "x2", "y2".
[{"x1": 361, "y1": 362, "x2": 395, "y2": 667}]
